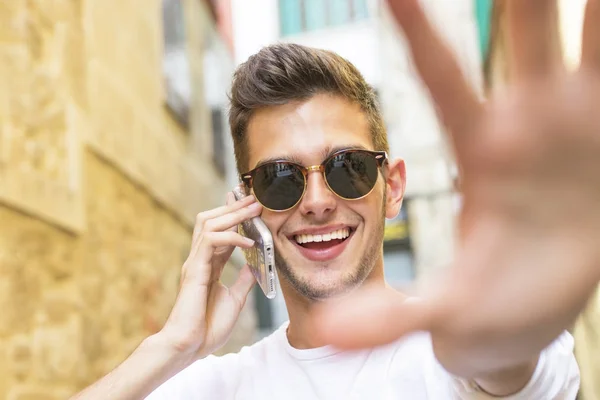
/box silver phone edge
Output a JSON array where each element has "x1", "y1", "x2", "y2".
[
  {"x1": 250, "y1": 216, "x2": 277, "y2": 299},
  {"x1": 232, "y1": 185, "x2": 277, "y2": 299}
]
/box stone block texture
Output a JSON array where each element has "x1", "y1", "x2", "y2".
[{"x1": 0, "y1": 0, "x2": 257, "y2": 398}]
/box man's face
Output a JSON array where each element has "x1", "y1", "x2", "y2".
[{"x1": 245, "y1": 94, "x2": 398, "y2": 300}]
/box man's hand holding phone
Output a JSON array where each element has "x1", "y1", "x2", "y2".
[
  {"x1": 157, "y1": 192, "x2": 262, "y2": 364},
  {"x1": 70, "y1": 194, "x2": 262, "y2": 400}
]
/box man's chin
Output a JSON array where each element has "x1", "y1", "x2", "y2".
[
  {"x1": 276, "y1": 240, "x2": 378, "y2": 301},
  {"x1": 282, "y1": 268, "x2": 367, "y2": 301}
]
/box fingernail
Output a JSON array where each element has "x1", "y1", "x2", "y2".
[{"x1": 245, "y1": 237, "x2": 255, "y2": 246}]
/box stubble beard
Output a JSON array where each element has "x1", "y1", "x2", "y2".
[{"x1": 275, "y1": 201, "x2": 387, "y2": 301}]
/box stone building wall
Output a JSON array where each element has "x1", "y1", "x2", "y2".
[{"x1": 0, "y1": 1, "x2": 256, "y2": 399}]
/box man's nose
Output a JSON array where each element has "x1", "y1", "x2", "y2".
[{"x1": 297, "y1": 169, "x2": 337, "y2": 220}]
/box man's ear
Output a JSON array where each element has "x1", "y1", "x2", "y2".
[{"x1": 384, "y1": 158, "x2": 406, "y2": 219}]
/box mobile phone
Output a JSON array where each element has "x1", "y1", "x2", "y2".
[{"x1": 232, "y1": 185, "x2": 277, "y2": 299}]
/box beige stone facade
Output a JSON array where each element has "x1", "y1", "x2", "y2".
[{"x1": 0, "y1": 1, "x2": 255, "y2": 399}]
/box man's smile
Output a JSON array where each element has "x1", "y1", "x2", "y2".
[{"x1": 285, "y1": 224, "x2": 357, "y2": 262}]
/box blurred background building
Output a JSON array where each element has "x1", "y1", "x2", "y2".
[
  {"x1": 0, "y1": 0, "x2": 598, "y2": 399},
  {"x1": 0, "y1": 1, "x2": 254, "y2": 398}
]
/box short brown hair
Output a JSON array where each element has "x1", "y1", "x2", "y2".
[{"x1": 229, "y1": 43, "x2": 388, "y2": 173}]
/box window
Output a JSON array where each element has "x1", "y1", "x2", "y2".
[
  {"x1": 162, "y1": 0, "x2": 191, "y2": 128},
  {"x1": 211, "y1": 108, "x2": 226, "y2": 176},
  {"x1": 279, "y1": 0, "x2": 370, "y2": 36},
  {"x1": 475, "y1": 0, "x2": 493, "y2": 61}
]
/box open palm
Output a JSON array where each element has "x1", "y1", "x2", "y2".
[{"x1": 317, "y1": 0, "x2": 600, "y2": 376}]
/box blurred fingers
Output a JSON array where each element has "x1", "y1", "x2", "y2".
[
  {"x1": 506, "y1": 0, "x2": 563, "y2": 80},
  {"x1": 582, "y1": 0, "x2": 600, "y2": 71},
  {"x1": 314, "y1": 285, "x2": 437, "y2": 349},
  {"x1": 385, "y1": 0, "x2": 482, "y2": 154}
]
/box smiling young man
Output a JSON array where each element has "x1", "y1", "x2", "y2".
[
  {"x1": 72, "y1": 44, "x2": 578, "y2": 400},
  {"x1": 70, "y1": 0, "x2": 600, "y2": 398}
]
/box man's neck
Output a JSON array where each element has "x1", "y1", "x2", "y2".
[{"x1": 281, "y1": 267, "x2": 386, "y2": 350}]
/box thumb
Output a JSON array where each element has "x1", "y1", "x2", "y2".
[
  {"x1": 230, "y1": 264, "x2": 256, "y2": 307},
  {"x1": 314, "y1": 285, "x2": 437, "y2": 349}
]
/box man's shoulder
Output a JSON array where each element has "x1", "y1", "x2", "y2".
[
  {"x1": 146, "y1": 327, "x2": 285, "y2": 399},
  {"x1": 378, "y1": 330, "x2": 435, "y2": 362},
  {"x1": 193, "y1": 323, "x2": 285, "y2": 370}
]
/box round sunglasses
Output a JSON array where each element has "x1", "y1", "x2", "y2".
[{"x1": 240, "y1": 149, "x2": 388, "y2": 212}]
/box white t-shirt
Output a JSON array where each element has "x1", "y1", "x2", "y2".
[{"x1": 147, "y1": 322, "x2": 579, "y2": 400}]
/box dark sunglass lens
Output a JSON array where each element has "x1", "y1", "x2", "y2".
[
  {"x1": 325, "y1": 151, "x2": 379, "y2": 199},
  {"x1": 252, "y1": 163, "x2": 305, "y2": 210}
]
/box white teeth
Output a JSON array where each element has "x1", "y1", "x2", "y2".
[{"x1": 295, "y1": 228, "x2": 350, "y2": 244}]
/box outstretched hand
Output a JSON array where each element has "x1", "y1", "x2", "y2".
[{"x1": 316, "y1": 0, "x2": 600, "y2": 376}]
